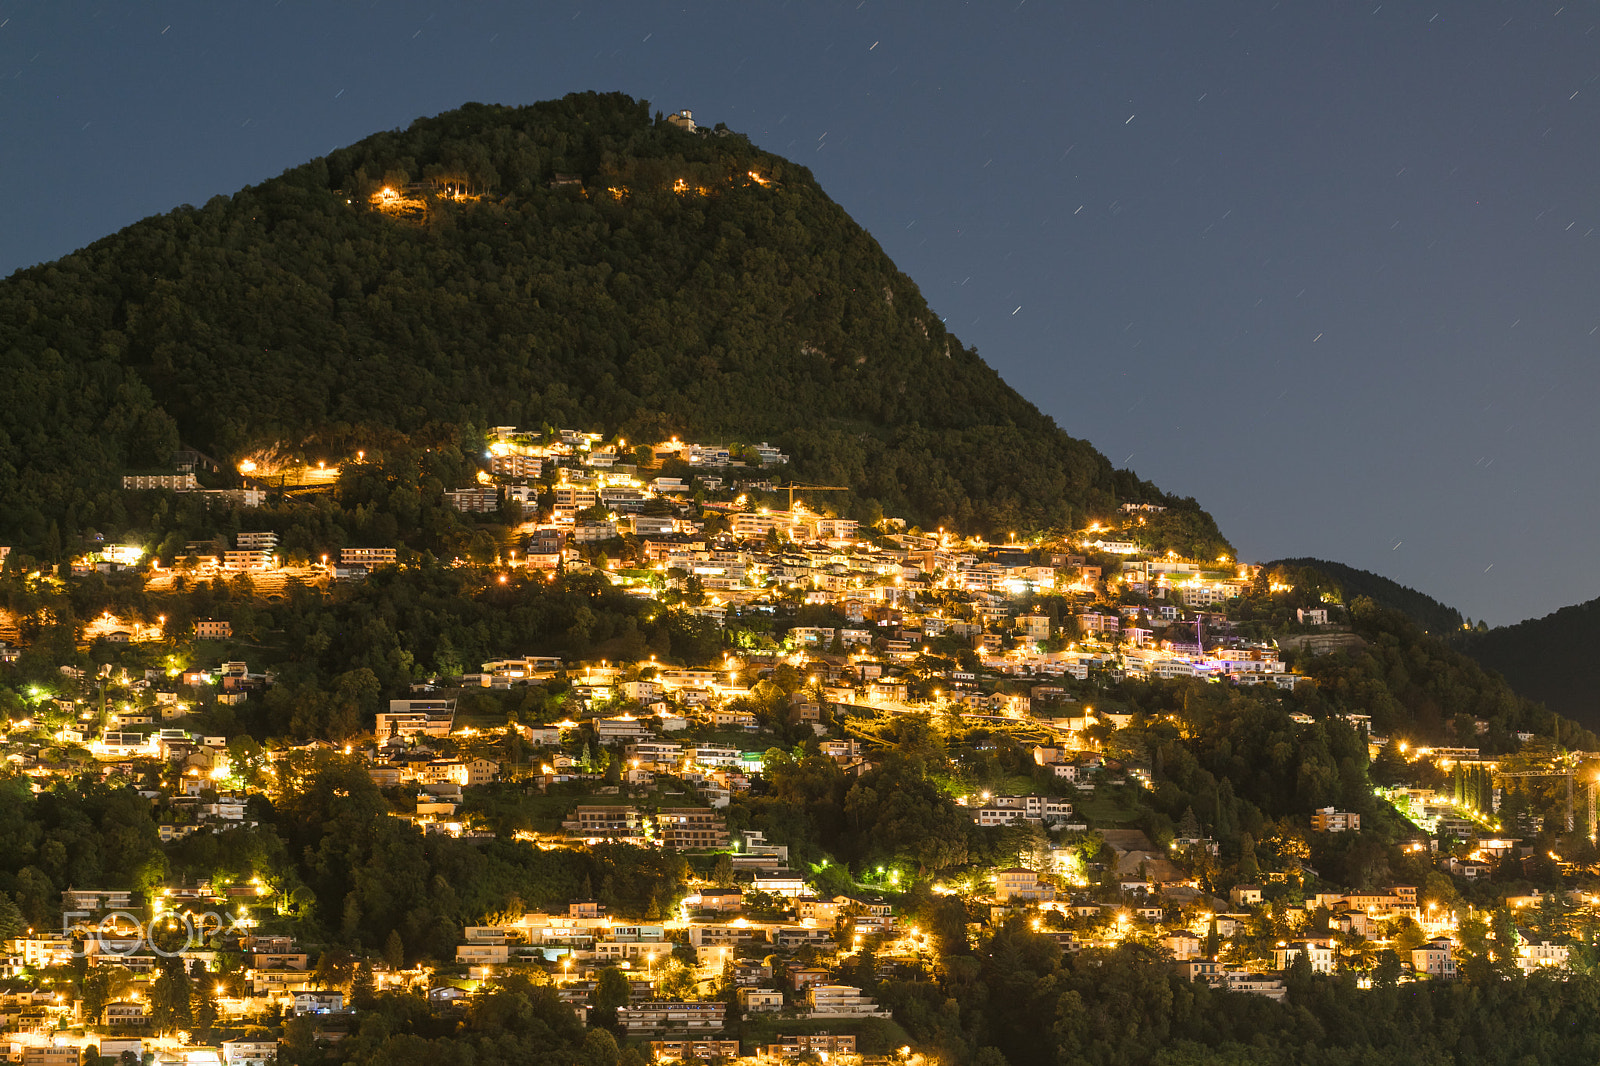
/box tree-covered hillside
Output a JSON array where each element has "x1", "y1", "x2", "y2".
[
  {"x1": 0, "y1": 91, "x2": 1224, "y2": 555},
  {"x1": 1267, "y1": 558, "x2": 1464, "y2": 634},
  {"x1": 1459, "y1": 596, "x2": 1600, "y2": 732}
]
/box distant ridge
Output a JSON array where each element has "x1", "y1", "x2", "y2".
[
  {"x1": 1266, "y1": 558, "x2": 1464, "y2": 634},
  {"x1": 1460, "y1": 596, "x2": 1600, "y2": 730}
]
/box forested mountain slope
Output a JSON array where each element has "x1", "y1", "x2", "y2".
[
  {"x1": 1459, "y1": 596, "x2": 1600, "y2": 731},
  {"x1": 0, "y1": 91, "x2": 1225, "y2": 555},
  {"x1": 1267, "y1": 558, "x2": 1464, "y2": 634}
]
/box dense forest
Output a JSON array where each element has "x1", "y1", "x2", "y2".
[
  {"x1": 1459, "y1": 595, "x2": 1600, "y2": 732},
  {"x1": 0, "y1": 90, "x2": 1223, "y2": 556},
  {"x1": 1266, "y1": 559, "x2": 1465, "y2": 634},
  {"x1": 1262, "y1": 561, "x2": 1600, "y2": 734}
]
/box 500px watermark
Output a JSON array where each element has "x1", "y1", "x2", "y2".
[{"x1": 61, "y1": 910, "x2": 248, "y2": 958}]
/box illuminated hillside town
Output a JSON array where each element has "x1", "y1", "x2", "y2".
[{"x1": 0, "y1": 427, "x2": 1590, "y2": 1065}]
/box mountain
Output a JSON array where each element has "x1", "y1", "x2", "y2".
[
  {"x1": 1265, "y1": 558, "x2": 1464, "y2": 634},
  {"x1": 0, "y1": 91, "x2": 1226, "y2": 558},
  {"x1": 1459, "y1": 596, "x2": 1600, "y2": 729}
]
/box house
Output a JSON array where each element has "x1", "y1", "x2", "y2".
[
  {"x1": 970, "y1": 794, "x2": 1076, "y2": 828},
  {"x1": 293, "y1": 990, "x2": 347, "y2": 1014},
  {"x1": 1162, "y1": 931, "x2": 1203, "y2": 960},
  {"x1": 994, "y1": 868, "x2": 1054, "y2": 903},
  {"x1": 1175, "y1": 959, "x2": 1221, "y2": 982},
  {"x1": 456, "y1": 942, "x2": 511, "y2": 965},
  {"x1": 1230, "y1": 884, "x2": 1263, "y2": 906},
  {"x1": 1224, "y1": 972, "x2": 1287, "y2": 1000},
  {"x1": 752, "y1": 870, "x2": 808, "y2": 897},
  {"x1": 752, "y1": 441, "x2": 788, "y2": 465},
  {"x1": 221, "y1": 1040, "x2": 280, "y2": 1066},
  {"x1": 729, "y1": 962, "x2": 774, "y2": 988},
  {"x1": 711, "y1": 708, "x2": 759, "y2": 731},
  {"x1": 103, "y1": 1000, "x2": 152, "y2": 1027},
  {"x1": 251, "y1": 952, "x2": 309, "y2": 971},
  {"x1": 737, "y1": 988, "x2": 785, "y2": 1012},
  {"x1": 62, "y1": 889, "x2": 134, "y2": 912},
  {"x1": 596, "y1": 926, "x2": 669, "y2": 961},
  {"x1": 594, "y1": 715, "x2": 653, "y2": 740},
  {"x1": 428, "y1": 986, "x2": 471, "y2": 1008},
  {"x1": 787, "y1": 966, "x2": 831, "y2": 991},
  {"x1": 195, "y1": 619, "x2": 233, "y2": 640},
  {"x1": 1273, "y1": 940, "x2": 1335, "y2": 974},
  {"x1": 1517, "y1": 937, "x2": 1570, "y2": 972},
  {"x1": 93, "y1": 1041, "x2": 146, "y2": 1064},
  {"x1": 689, "y1": 887, "x2": 744, "y2": 913},
  {"x1": 1412, "y1": 937, "x2": 1458, "y2": 979}
]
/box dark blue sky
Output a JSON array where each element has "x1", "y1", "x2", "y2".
[{"x1": 3, "y1": 1, "x2": 1597, "y2": 625}]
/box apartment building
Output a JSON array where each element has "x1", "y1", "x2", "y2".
[
  {"x1": 445, "y1": 487, "x2": 500, "y2": 513},
  {"x1": 765, "y1": 1033, "x2": 859, "y2": 1059},
  {"x1": 235, "y1": 531, "x2": 279, "y2": 550},
  {"x1": 376, "y1": 699, "x2": 455, "y2": 739},
  {"x1": 565, "y1": 805, "x2": 645, "y2": 841},
  {"x1": 490, "y1": 454, "x2": 543, "y2": 478},
  {"x1": 341, "y1": 547, "x2": 397, "y2": 566},
  {"x1": 656, "y1": 807, "x2": 730, "y2": 850},
  {"x1": 805, "y1": 985, "x2": 889, "y2": 1017},
  {"x1": 122, "y1": 473, "x2": 199, "y2": 490},
  {"x1": 615, "y1": 1001, "x2": 726, "y2": 1032},
  {"x1": 1310, "y1": 807, "x2": 1362, "y2": 833}
]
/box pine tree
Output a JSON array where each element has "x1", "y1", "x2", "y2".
[
  {"x1": 383, "y1": 929, "x2": 405, "y2": 969},
  {"x1": 149, "y1": 955, "x2": 192, "y2": 1033},
  {"x1": 190, "y1": 961, "x2": 218, "y2": 1031},
  {"x1": 0, "y1": 893, "x2": 23, "y2": 940},
  {"x1": 350, "y1": 960, "x2": 377, "y2": 1009},
  {"x1": 1238, "y1": 832, "x2": 1260, "y2": 881}
]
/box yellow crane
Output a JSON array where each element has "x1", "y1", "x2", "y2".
[
  {"x1": 1495, "y1": 751, "x2": 1595, "y2": 835},
  {"x1": 775, "y1": 483, "x2": 850, "y2": 511}
]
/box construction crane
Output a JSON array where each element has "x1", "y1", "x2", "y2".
[
  {"x1": 1494, "y1": 753, "x2": 1596, "y2": 835},
  {"x1": 775, "y1": 483, "x2": 849, "y2": 511}
]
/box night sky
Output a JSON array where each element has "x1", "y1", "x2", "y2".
[{"x1": 3, "y1": 2, "x2": 1596, "y2": 626}]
